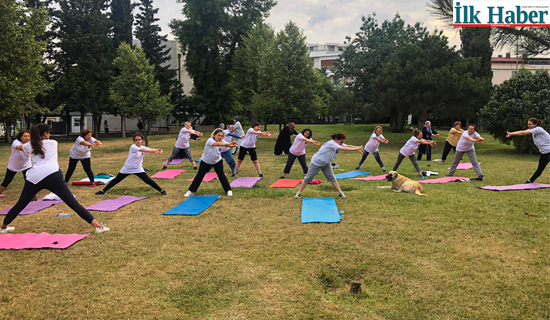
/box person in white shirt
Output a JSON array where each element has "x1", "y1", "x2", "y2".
[
  {"x1": 0, "y1": 130, "x2": 31, "y2": 195},
  {"x1": 96, "y1": 132, "x2": 166, "y2": 195},
  {"x1": 231, "y1": 122, "x2": 271, "y2": 178},
  {"x1": 446, "y1": 124, "x2": 485, "y2": 181},
  {"x1": 0, "y1": 124, "x2": 109, "y2": 234},
  {"x1": 392, "y1": 129, "x2": 436, "y2": 178},
  {"x1": 220, "y1": 124, "x2": 244, "y2": 173},
  {"x1": 355, "y1": 126, "x2": 389, "y2": 172},
  {"x1": 185, "y1": 129, "x2": 238, "y2": 197},
  {"x1": 294, "y1": 133, "x2": 363, "y2": 199},
  {"x1": 232, "y1": 116, "x2": 244, "y2": 154},
  {"x1": 281, "y1": 129, "x2": 320, "y2": 179},
  {"x1": 161, "y1": 121, "x2": 203, "y2": 170},
  {"x1": 64, "y1": 129, "x2": 102, "y2": 187},
  {"x1": 507, "y1": 117, "x2": 550, "y2": 183}
]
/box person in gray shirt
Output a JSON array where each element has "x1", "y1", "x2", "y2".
[{"x1": 232, "y1": 116, "x2": 244, "y2": 154}]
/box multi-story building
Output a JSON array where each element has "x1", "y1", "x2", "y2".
[
  {"x1": 308, "y1": 43, "x2": 348, "y2": 81},
  {"x1": 491, "y1": 52, "x2": 550, "y2": 85}
]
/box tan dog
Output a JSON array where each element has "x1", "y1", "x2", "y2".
[{"x1": 384, "y1": 171, "x2": 426, "y2": 196}]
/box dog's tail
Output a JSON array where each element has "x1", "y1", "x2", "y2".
[{"x1": 418, "y1": 193, "x2": 427, "y2": 197}]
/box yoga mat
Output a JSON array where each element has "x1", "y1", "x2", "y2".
[
  {"x1": 448, "y1": 162, "x2": 482, "y2": 170},
  {"x1": 352, "y1": 174, "x2": 387, "y2": 181},
  {"x1": 334, "y1": 171, "x2": 371, "y2": 179},
  {"x1": 269, "y1": 179, "x2": 303, "y2": 188},
  {"x1": 419, "y1": 177, "x2": 469, "y2": 184},
  {"x1": 0, "y1": 194, "x2": 5, "y2": 198},
  {"x1": 152, "y1": 169, "x2": 186, "y2": 179},
  {"x1": 308, "y1": 179, "x2": 322, "y2": 185},
  {"x1": 0, "y1": 199, "x2": 63, "y2": 216},
  {"x1": 163, "y1": 195, "x2": 219, "y2": 216},
  {"x1": 86, "y1": 196, "x2": 147, "y2": 212},
  {"x1": 480, "y1": 183, "x2": 550, "y2": 191},
  {"x1": 0, "y1": 232, "x2": 90, "y2": 250},
  {"x1": 230, "y1": 177, "x2": 261, "y2": 188},
  {"x1": 301, "y1": 197, "x2": 340, "y2": 224},
  {"x1": 72, "y1": 181, "x2": 97, "y2": 186},
  {"x1": 162, "y1": 158, "x2": 186, "y2": 165},
  {"x1": 80, "y1": 177, "x2": 115, "y2": 185},
  {"x1": 187, "y1": 172, "x2": 227, "y2": 182}
]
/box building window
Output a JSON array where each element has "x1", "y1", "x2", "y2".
[
  {"x1": 512, "y1": 70, "x2": 517, "y2": 76},
  {"x1": 328, "y1": 45, "x2": 335, "y2": 51},
  {"x1": 309, "y1": 46, "x2": 318, "y2": 51}
]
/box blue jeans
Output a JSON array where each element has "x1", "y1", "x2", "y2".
[
  {"x1": 357, "y1": 150, "x2": 385, "y2": 169},
  {"x1": 221, "y1": 150, "x2": 236, "y2": 172}
]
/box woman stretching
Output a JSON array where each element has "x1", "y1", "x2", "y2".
[
  {"x1": 355, "y1": 126, "x2": 388, "y2": 172},
  {"x1": 96, "y1": 132, "x2": 166, "y2": 196},
  {"x1": 294, "y1": 133, "x2": 363, "y2": 199},
  {"x1": 441, "y1": 121, "x2": 464, "y2": 164},
  {"x1": 185, "y1": 129, "x2": 238, "y2": 197},
  {"x1": 64, "y1": 129, "x2": 102, "y2": 187},
  {"x1": 0, "y1": 130, "x2": 31, "y2": 195},
  {"x1": 281, "y1": 129, "x2": 319, "y2": 179},
  {"x1": 220, "y1": 124, "x2": 243, "y2": 173},
  {"x1": 446, "y1": 124, "x2": 485, "y2": 181},
  {"x1": 393, "y1": 129, "x2": 436, "y2": 178},
  {"x1": 231, "y1": 122, "x2": 271, "y2": 178},
  {"x1": 0, "y1": 124, "x2": 109, "y2": 234},
  {"x1": 162, "y1": 121, "x2": 203, "y2": 170},
  {"x1": 507, "y1": 118, "x2": 550, "y2": 183}
]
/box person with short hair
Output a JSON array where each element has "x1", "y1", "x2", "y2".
[
  {"x1": 446, "y1": 124, "x2": 485, "y2": 181},
  {"x1": 64, "y1": 129, "x2": 102, "y2": 187},
  {"x1": 393, "y1": 129, "x2": 437, "y2": 178},
  {"x1": 294, "y1": 133, "x2": 363, "y2": 199},
  {"x1": 220, "y1": 124, "x2": 243, "y2": 173},
  {"x1": 507, "y1": 117, "x2": 550, "y2": 183},
  {"x1": 231, "y1": 122, "x2": 271, "y2": 178},
  {"x1": 440, "y1": 121, "x2": 464, "y2": 164},
  {"x1": 0, "y1": 130, "x2": 31, "y2": 195},
  {"x1": 273, "y1": 122, "x2": 299, "y2": 156},
  {"x1": 417, "y1": 121, "x2": 439, "y2": 161},
  {"x1": 232, "y1": 116, "x2": 244, "y2": 154},
  {"x1": 356, "y1": 126, "x2": 388, "y2": 172},
  {"x1": 281, "y1": 129, "x2": 320, "y2": 179},
  {"x1": 162, "y1": 121, "x2": 203, "y2": 170}
]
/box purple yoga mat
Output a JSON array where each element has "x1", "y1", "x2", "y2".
[
  {"x1": 448, "y1": 162, "x2": 482, "y2": 170},
  {"x1": 230, "y1": 177, "x2": 262, "y2": 188},
  {"x1": 419, "y1": 177, "x2": 469, "y2": 184},
  {"x1": 0, "y1": 199, "x2": 63, "y2": 216},
  {"x1": 0, "y1": 232, "x2": 90, "y2": 250},
  {"x1": 480, "y1": 183, "x2": 550, "y2": 191},
  {"x1": 86, "y1": 196, "x2": 147, "y2": 212},
  {"x1": 162, "y1": 158, "x2": 186, "y2": 165},
  {"x1": 151, "y1": 169, "x2": 186, "y2": 179},
  {"x1": 352, "y1": 175, "x2": 387, "y2": 181}
]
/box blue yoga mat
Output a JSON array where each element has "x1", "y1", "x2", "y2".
[
  {"x1": 334, "y1": 171, "x2": 371, "y2": 179},
  {"x1": 163, "y1": 195, "x2": 220, "y2": 216},
  {"x1": 301, "y1": 197, "x2": 340, "y2": 224}
]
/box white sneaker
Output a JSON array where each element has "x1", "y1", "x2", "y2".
[
  {"x1": 227, "y1": 190, "x2": 233, "y2": 197},
  {"x1": 0, "y1": 226, "x2": 15, "y2": 234},
  {"x1": 338, "y1": 192, "x2": 347, "y2": 199},
  {"x1": 95, "y1": 223, "x2": 110, "y2": 234},
  {"x1": 184, "y1": 190, "x2": 193, "y2": 197},
  {"x1": 294, "y1": 192, "x2": 302, "y2": 199}
]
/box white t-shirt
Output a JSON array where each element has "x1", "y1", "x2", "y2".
[
  {"x1": 175, "y1": 127, "x2": 190, "y2": 149},
  {"x1": 400, "y1": 136, "x2": 421, "y2": 156},
  {"x1": 220, "y1": 130, "x2": 234, "y2": 153},
  {"x1": 201, "y1": 138, "x2": 222, "y2": 165},
  {"x1": 23, "y1": 140, "x2": 60, "y2": 184},
  {"x1": 69, "y1": 136, "x2": 96, "y2": 159},
  {"x1": 289, "y1": 134, "x2": 308, "y2": 156},
  {"x1": 7, "y1": 140, "x2": 31, "y2": 172},
  {"x1": 240, "y1": 128, "x2": 259, "y2": 149},
  {"x1": 310, "y1": 140, "x2": 345, "y2": 167},
  {"x1": 120, "y1": 144, "x2": 150, "y2": 174},
  {"x1": 529, "y1": 126, "x2": 550, "y2": 154},
  {"x1": 365, "y1": 133, "x2": 385, "y2": 153},
  {"x1": 456, "y1": 131, "x2": 480, "y2": 152}
]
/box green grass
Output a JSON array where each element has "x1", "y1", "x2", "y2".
[{"x1": 0, "y1": 124, "x2": 548, "y2": 319}]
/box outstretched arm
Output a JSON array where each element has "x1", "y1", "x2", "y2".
[
  {"x1": 187, "y1": 129, "x2": 203, "y2": 137},
  {"x1": 139, "y1": 148, "x2": 163, "y2": 155},
  {"x1": 303, "y1": 138, "x2": 320, "y2": 146},
  {"x1": 416, "y1": 140, "x2": 436, "y2": 145},
  {"x1": 339, "y1": 145, "x2": 363, "y2": 153},
  {"x1": 212, "y1": 141, "x2": 239, "y2": 147},
  {"x1": 506, "y1": 130, "x2": 531, "y2": 138}
]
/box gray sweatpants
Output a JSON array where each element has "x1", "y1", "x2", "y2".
[
  {"x1": 303, "y1": 163, "x2": 336, "y2": 183},
  {"x1": 446, "y1": 149, "x2": 483, "y2": 178},
  {"x1": 393, "y1": 153, "x2": 422, "y2": 173}
]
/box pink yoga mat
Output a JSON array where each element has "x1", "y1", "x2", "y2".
[
  {"x1": 86, "y1": 196, "x2": 147, "y2": 212},
  {"x1": 480, "y1": 183, "x2": 550, "y2": 191},
  {"x1": 187, "y1": 172, "x2": 227, "y2": 182},
  {"x1": 0, "y1": 232, "x2": 90, "y2": 250},
  {"x1": 352, "y1": 174, "x2": 387, "y2": 181},
  {"x1": 0, "y1": 199, "x2": 63, "y2": 216},
  {"x1": 152, "y1": 169, "x2": 186, "y2": 179},
  {"x1": 0, "y1": 194, "x2": 5, "y2": 198},
  {"x1": 230, "y1": 177, "x2": 261, "y2": 188},
  {"x1": 448, "y1": 162, "x2": 482, "y2": 170},
  {"x1": 162, "y1": 158, "x2": 186, "y2": 165},
  {"x1": 419, "y1": 177, "x2": 469, "y2": 184}
]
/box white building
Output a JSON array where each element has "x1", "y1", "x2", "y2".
[
  {"x1": 491, "y1": 52, "x2": 550, "y2": 85},
  {"x1": 308, "y1": 43, "x2": 348, "y2": 80}
]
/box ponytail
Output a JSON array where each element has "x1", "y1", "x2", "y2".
[
  {"x1": 30, "y1": 123, "x2": 50, "y2": 158},
  {"x1": 528, "y1": 118, "x2": 542, "y2": 127},
  {"x1": 413, "y1": 129, "x2": 421, "y2": 137},
  {"x1": 331, "y1": 133, "x2": 346, "y2": 140}
]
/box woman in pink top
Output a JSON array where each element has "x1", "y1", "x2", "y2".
[{"x1": 281, "y1": 129, "x2": 320, "y2": 179}]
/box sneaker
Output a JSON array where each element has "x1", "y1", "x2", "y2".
[
  {"x1": 280, "y1": 176, "x2": 285, "y2": 179},
  {"x1": 420, "y1": 175, "x2": 425, "y2": 179},
  {"x1": 89, "y1": 184, "x2": 96, "y2": 188},
  {"x1": 0, "y1": 226, "x2": 15, "y2": 234},
  {"x1": 193, "y1": 167, "x2": 197, "y2": 170},
  {"x1": 525, "y1": 180, "x2": 533, "y2": 184},
  {"x1": 355, "y1": 166, "x2": 360, "y2": 170},
  {"x1": 184, "y1": 190, "x2": 193, "y2": 197},
  {"x1": 161, "y1": 166, "x2": 168, "y2": 170},
  {"x1": 230, "y1": 173, "x2": 236, "y2": 177},
  {"x1": 227, "y1": 190, "x2": 233, "y2": 197},
  {"x1": 294, "y1": 192, "x2": 302, "y2": 199},
  {"x1": 160, "y1": 190, "x2": 167, "y2": 196},
  {"x1": 95, "y1": 190, "x2": 106, "y2": 195},
  {"x1": 471, "y1": 176, "x2": 484, "y2": 181},
  {"x1": 95, "y1": 223, "x2": 110, "y2": 234},
  {"x1": 338, "y1": 192, "x2": 347, "y2": 199},
  {"x1": 382, "y1": 167, "x2": 386, "y2": 172},
  {"x1": 259, "y1": 174, "x2": 263, "y2": 179},
  {"x1": 331, "y1": 163, "x2": 339, "y2": 169}
]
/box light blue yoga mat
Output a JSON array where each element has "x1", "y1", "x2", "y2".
[
  {"x1": 334, "y1": 171, "x2": 371, "y2": 179},
  {"x1": 301, "y1": 197, "x2": 340, "y2": 224},
  {"x1": 163, "y1": 195, "x2": 220, "y2": 216}
]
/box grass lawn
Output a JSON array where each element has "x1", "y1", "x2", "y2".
[{"x1": 0, "y1": 124, "x2": 548, "y2": 319}]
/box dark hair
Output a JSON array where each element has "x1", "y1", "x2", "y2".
[
  {"x1": 413, "y1": 129, "x2": 421, "y2": 137},
  {"x1": 468, "y1": 124, "x2": 477, "y2": 131},
  {"x1": 301, "y1": 129, "x2": 312, "y2": 138},
  {"x1": 252, "y1": 122, "x2": 261, "y2": 127},
  {"x1": 331, "y1": 133, "x2": 346, "y2": 140},
  {"x1": 133, "y1": 132, "x2": 144, "y2": 141},
  {"x1": 453, "y1": 121, "x2": 461, "y2": 127},
  {"x1": 528, "y1": 118, "x2": 542, "y2": 126},
  {"x1": 15, "y1": 129, "x2": 30, "y2": 142},
  {"x1": 30, "y1": 123, "x2": 50, "y2": 158},
  {"x1": 80, "y1": 129, "x2": 92, "y2": 138}
]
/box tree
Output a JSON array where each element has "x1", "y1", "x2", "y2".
[
  {"x1": 111, "y1": 43, "x2": 171, "y2": 145},
  {"x1": 0, "y1": 0, "x2": 51, "y2": 142},
  {"x1": 480, "y1": 69, "x2": 550, "y2": 154},
  {"x1": 111, "y1": 0, "x2": 134, "y2": 51}
]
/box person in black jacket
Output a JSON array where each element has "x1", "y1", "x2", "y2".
[
  {"x1": 417, "y1": 120, "x2": 439, "y2": 161},
  {"x1": 273, "y1": 123, "x2": 298, "y2": 156}
]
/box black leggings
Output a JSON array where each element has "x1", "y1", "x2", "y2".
[
  {"x1": 64, "y1": 157, "x2": 94, "y2": 183},
  {"x1": 3, "y1": 170, "x2": 95, "y2": 226},
  {"x1": 441, "y1": 141, "x2": 456, "y2": 161},
  {"x1": 189, "y1": 160, "x2": 231, "y2": 193},
  {"x1": 530, "y1": 153, "x2": 550, "y2": 182},
  {"x1": 1, "y1": 168, "x2": 28, "y2": 188},
  {"x1": 283, "y1": 153, "x2": 308, "y2": 174},
  {"x1": 100, "y1": 172, "x2": 163, "y2": 193}
]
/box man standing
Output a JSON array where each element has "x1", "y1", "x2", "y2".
[{"x1": 232, "y1": 116, "x2": 244, "y2": 155}]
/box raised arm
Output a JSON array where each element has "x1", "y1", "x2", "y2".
[
  {"x1": 251, "y1": 130, "x2": 271, "y2": 137},
  {"x1": 212, "y1": 141, "x2": 238, "y2": 147},
  {"x1": 227, "y1": 132, "x2": 241, "y2": 139},
  {"x1": 139, "y1": 147, "x2": 163, "y2": 155},
  {"x1": 187, "y1": 129, "x2": 203, "y2": 137},
  {"x1": 506, "y1": 130, "x2": 531, "y2": 138},
  {"x1": 303, "y1": 138, "x2": 320, "y2": 146},
  {"x1": 339, "y1": 145, "x2": 363, "y2": 153}
]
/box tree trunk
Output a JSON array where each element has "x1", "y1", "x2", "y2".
[
  {"x1": 264, "y1": 123, "x2": 267, "y2": 131},
  {"x1": 65, "y1": 107, "x2": 70, "y2": 140},
  {"x1": 121, "y1": 116, "x2": 126, "y2": 138},
  {"x1": 390, "y1": 109, "x2": 408, "y2": 133},
  {"x1": 142, "y1": 119, "x2": 149, "y2": 146},
  {"x1": 79, "y1": 112, "x2": 85, "y2": 133},
  {"x1": 93, "y1": 113, "x2": 102, "y2": 139},
  {"x1": 5, "y1": 124, "x2": 12, "y2": 144}
]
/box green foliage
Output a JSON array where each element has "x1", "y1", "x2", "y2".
[
  {"x1": 111, "y1": 0, "x2": 134, "y2": 51},
  {"x1": 329, "y1": 86, "x2": 364, "y2": 122},
  {"x1": 480, "y1": 69, "x2": 550, "y2": 154}
]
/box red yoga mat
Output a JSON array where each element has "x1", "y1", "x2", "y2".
[
  {"x1": 0, "y1": 232, "x2": 90, "y2": 250},
  {"x1": 71, "y1": 181, "x2": 98, "y2": 186},
  {"x1": 269, "y1": 179, "x2": 303, "y2": 188}
]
